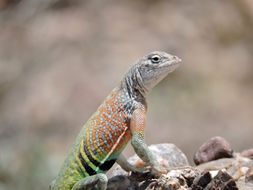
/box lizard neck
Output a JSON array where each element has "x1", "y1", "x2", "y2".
[{"x1": 120, "y1": 69, "x2": 148, "y2": 101}]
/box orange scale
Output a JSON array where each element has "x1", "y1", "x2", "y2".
[
  {"x1": 98, "y1": 139, "x2": 103, "y2": 148},
  {"x1": 111, "y1": 120, "x2": 117, "y2": 126},
  {"x1": 112, "y1": 135, "x2": 119, "y2": 144},
  {"x1": 111, "y1": 107, "x2": 116, "y2": 113},
  {"x1": 85, "y1": 130, "x2": 91, "y2": 145},
  {"x1": 102, "y1": 141, "x2": 112, "y2": 152},
  {"x1": 107, "y1": 137, "x2": 113, "y2": 150},
  {"x1": 91, "y1": 128, "x2": 97, "y2": 140},
  {"x1": 98, "y1": 131, "x2": 103, "y2": 139},
  {"x1": 115, "y1": 118, "x2": 121, "y2": 124},
  {"x1": 92, "y1": 135, "x2": 97, "y2": 143},
  {"x1": 98, "y1": 107, "x2": 103, "y2": 112},
  {"x1": 96, "y1": 120, "x2": 100, "y2": 126},
  {"x1": 104, "y1": 113, "x2": 110, "y2": 119},
  {"x1": 107, "y1": 127, "x2": 114, "y2": 134},
  {"x1": 113, "y1": 118, "x2": 119, "y2": 125},
  {"x1": 101, "y1": 122, "x2": 106, "y2": 127},
  {"x1": 108, "y1": 102, "x2": 113, "y2": 106},
  {"x1": 107, "y1": 99, "x2": 113, "y2": 104}
]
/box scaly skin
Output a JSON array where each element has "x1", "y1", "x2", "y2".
[{"x1": 50, "y1": 51, "x2": 181, "y2": 190}]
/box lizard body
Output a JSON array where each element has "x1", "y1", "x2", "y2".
[{"x1": 50, "y1": 51, "x2": 181, "y2": 190}]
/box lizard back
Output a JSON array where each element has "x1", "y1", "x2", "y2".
[
  {"x1": 51, "y1": 87, "x2": 136, "y2": 189},
  {"x1": 80, "y1": 87, "x2": 135, "y2": 174}
]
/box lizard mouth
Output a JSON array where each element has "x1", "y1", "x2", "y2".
[
  {"x1": 161, "y1": 55, "x2": 182, "y2": 71},
  {"x1": 172, "y1": 55, "x2": 182, "y2": 63},
  {"x1": 168, "y1": 56, "x2": 182, "y2": 66}
]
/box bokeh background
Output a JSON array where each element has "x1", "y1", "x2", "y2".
[{"x1": 0, "y1": 0, "x2": 253, "y2": 189}]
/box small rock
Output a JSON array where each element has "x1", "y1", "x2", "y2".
[
  {"x1": 204, "y1": 170, "x2": 238, "y2": 190},
  {"x1": 241, "y1": 149, "x2": 253, "y2": 159},
  {"x1": 110, "y1": 143, "x2": 189, "y2": 178},
  {"x1": 107, "y1": 175, "x2": 138, "y2": 190},
  {"x1": 167, "y1": 167, "x2": 200, "y2": 186},
  {"x1": 151, "y1": 175, "x2": 184, "y2": 190},
  {"x1": 236, "y1": 180, "x2": 253, "y2": 190},
  {"x1": 191, "y1": 171, "x2": 212, "y2": 189},
  {"x1": 245, "y1": 168, "x2": 253, "y2": 183},
  {"x1": 108, "y1": 165, "x2": 128, "y2": 178},
  {"x1": 128, "y1": 144, "x2": 189, "y2": 169},
  {"x1": 146, "y1": 167, "x2": 198, "y2": 190},
  {"x1": 196, "y1": 158, "x2": 235, "y2": 171},
  {"x1": 194, "y1": 136, "x2": 233, "y2": 165},
  {"x1": 226, "y1": 154, "x2": 253, "y2": 180},
  {"x1": 195, "y1": 155, "x2": 253, "y2": 181}
]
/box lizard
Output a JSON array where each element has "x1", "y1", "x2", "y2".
[{"x1": 50, "y1": 51, "x2": 181, "y2": 190}]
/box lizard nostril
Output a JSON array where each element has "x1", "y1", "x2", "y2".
[{"x1": 173, "y1": 55, "x2": 182, "y2": 62}]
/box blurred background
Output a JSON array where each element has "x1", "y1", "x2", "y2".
[{"x1": 0, "y1": 0, "x2": 253, "y2": 189}]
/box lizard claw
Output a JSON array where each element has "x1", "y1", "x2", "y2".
[
  {"x1": 129, "y1": 166, "x2": 149, "y2": 174},
  {"x1": 151, "y1": 165, "x2": 168, "y2": 177}
]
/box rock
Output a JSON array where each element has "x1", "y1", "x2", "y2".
[
  {"x1": 108, "y1": 165, "x2": 128, "y2": 178},
  {"x1": 110, "y1": 143, "x2": 189, "y2": 178},
  {"x1": 237, "y1": 167, "x2": 253, "y2": 190},
  {"x1": 204, "y1": 170, "x2": 238, "y2": 190},
  {"x1": 142, "y1": 168, "x2": 239, "y2": 190},
  {"x1": 196, "y1": 154, "x2": 253, "y2": 181},
  {"x1": 196, "y1": 158, "x2": 235, "y2": 171},
  {"x1": 245, "y1": 168, "x2": 253, "y2": 183},
  {"x1": 241, "y1": 149, "x2": 253, "y2": 159},
  {"x1": 191, "y1": 171, "x2": 212, "y2": 189},
  {"x1": 108, "y1": 143, "x2": 189, "y2": 189},
  {"x1": 166, "y1": 167, "x2": 200, "y2": 187},
  {"x1": 128, "y1": 144, "x2": 189, "y2": 169},
  {"x1": 194, "y1": 136, "x2": 233, "y2": 165},
  {"x1": 107, "y1": 175, "x2": 138, "y2": 190},
  {"x1": 145, "y1": 167, "x2": 199, "y2": 190},
  {"x1": 146, "y1": 174, "x2": 185, "y2": 190},
  {"x1": 107, "y1": 142, "x2": 253, "y2": 190},
  {"x1": 236, "y1": 180, "x2": 253, "y2": 190},
  {"x1": 226, "y1": 155, "x2": 253, "y2": 180}
]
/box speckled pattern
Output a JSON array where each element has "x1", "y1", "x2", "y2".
[
  {"x1": 82, "y1": 87, "x2": 134, "y2": 173},
  {"x1": 51, "y1": 87, "x2": 135, "y2": 190},
  {"x1": 85, "y1": 89, "x2": 133, "y2": 160}
]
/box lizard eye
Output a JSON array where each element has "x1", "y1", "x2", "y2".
[{"x1": 150, "y1": 54, "x2": 161, "y2": 64}]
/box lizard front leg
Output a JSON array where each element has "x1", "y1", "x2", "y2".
[
  {"x1": 116, "y1": 154, "x2": 146, "y2": 173},
  {"x1": 130, "y1": 107, "x2": 167, "y2": 176}
]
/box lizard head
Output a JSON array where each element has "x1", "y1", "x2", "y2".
[{"x1": 125, "y1": 51, "x2": 181, "y2": 96}]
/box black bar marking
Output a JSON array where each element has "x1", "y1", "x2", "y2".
[
  {"x1": 78, "y1": 152, "x2": 96, "y2": 176},
  {"x1": 99, "y1": 159, "x2": 116, "y2": 171},
  {"x1": 83, "y1": 144, "x2": 101, "y2": 167}
]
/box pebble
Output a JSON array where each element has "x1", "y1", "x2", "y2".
[
  {"x1": 241, "y1": 148, "x2": 253, "y2": 159},
  {"x1": 204, "y1": 170, "x2": 238, "y2": 190},
  {"x1": 194, "y1": 136, "x2": 233, "y2": 165},
  {"x1": 245, "y1": 168, "x2": 253, "y2": 183},
  {"x1": 191, "y1": 171, "x2": 212, "y2": 189}
]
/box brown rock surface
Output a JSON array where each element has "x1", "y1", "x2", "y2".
[
  {"x1": 241, "y1": 149, "x2": 253, "y2": 159},
  {"x1": 194, "y1": 136, "x2": 233, "y2": 165}
]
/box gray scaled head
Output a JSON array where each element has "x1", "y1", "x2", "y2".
[{"x1": 126, "y1": 51, "x2": 181, "y2": 96}]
